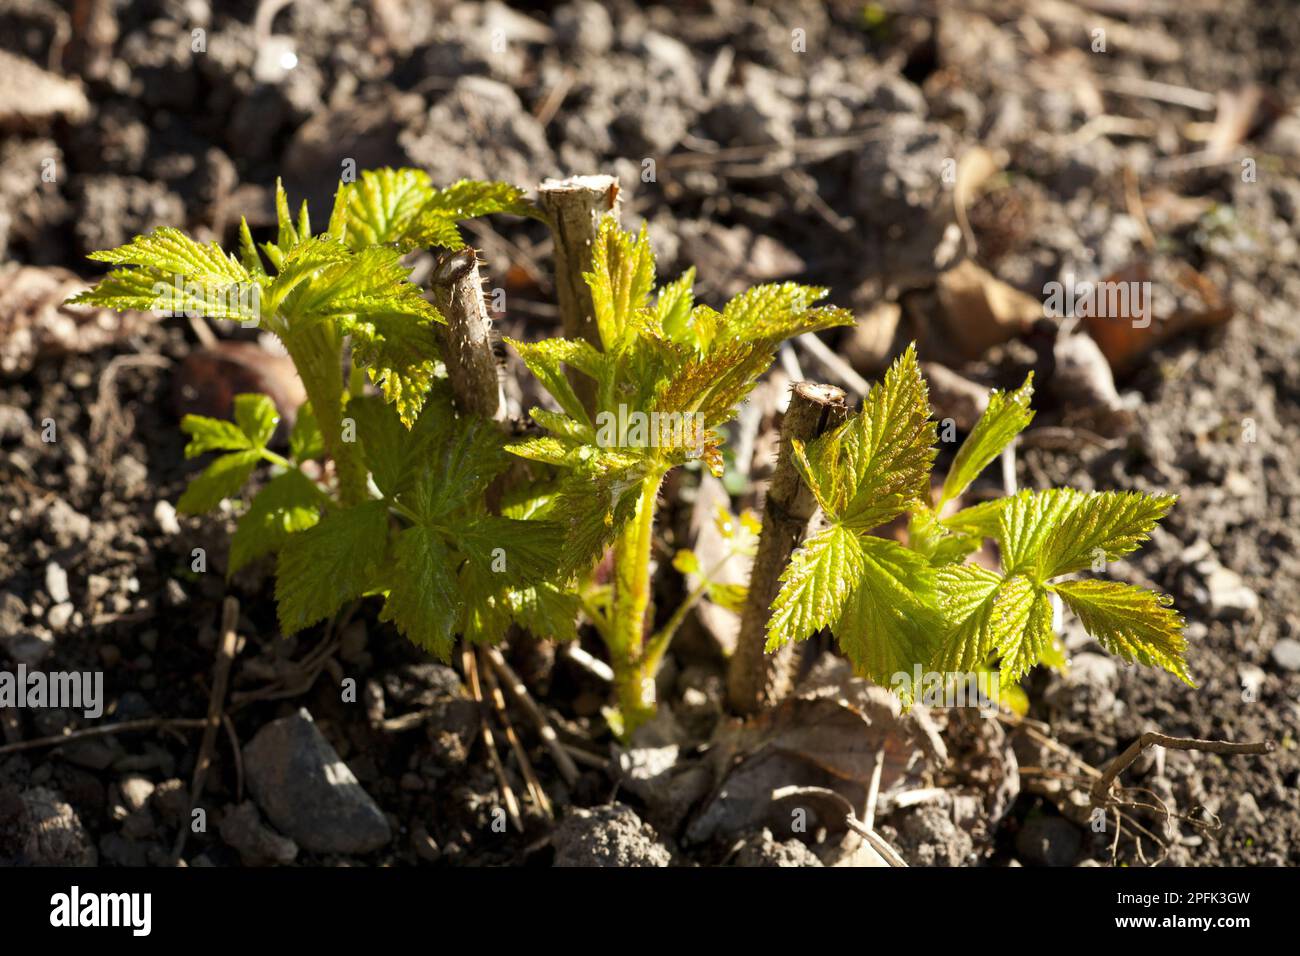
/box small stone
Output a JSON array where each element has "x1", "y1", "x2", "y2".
[
  {"x1": 412, "y1": 823, "x2": 441, "y2": 863},
  {"x1": 0, "y1": 786, "x2": 97, "y2": 865},
  {"x1": 0, "y1": 591, "x2": 26, "y2": 633},
  {"x1": 219, "y1": 801, "x2": 299, "y2": 866},
  {"x1": 1270, "y1": 639, "x2": 1300, "y2": 672},
  {"x1": 46, "y1": 602, "x2": 74, "y2": 631},
  {"x1": 552, "y1": 804, "x2": 671, "y2": 867},
  {"x1": 119, "y1": 775, "x2": 155, "y2": 814},
  {"x1": 44, "y1": 562, "x2": 69, "y2": 604},
  {"x1": 552, "y1": 2, "x2": 614, "y2": 55},
  {"x1": 1202, "y1": 563, "x2": 1259, "y2": 619},
  {"x1": 1015, "y1": 814, "x2": 1082, "y2": 867},
  {"x1": 86, "y1": 574, "x2": 112, "y2": 603},
  {"x1": 734, "y1": 828, "x2": 823, "y2": 867},
  {"x1": 151, "y1": 779, "x2": 189, "y2": 827},
  {"x1": 153, "y1": 500, "x2": 181, "y2": 535},
  {"x1": 1223, "y1": 791, "x2": 1265, "y2": 828},
  {"x1": 40, "y1": 498, "x2": 91, "y2": 548},
  {"x1": 2, "y1": 629, "x2": 54, "y2": 666},
  {"x1": 243, "y1": 708, "x2": 391, "y2": 855}
]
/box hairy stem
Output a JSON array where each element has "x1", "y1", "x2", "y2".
[
  {"x1": 727, "y1": 382, "x2": 848, "y2": 715},
  {"x1": 607, "y1": 471, "x2": 664, "y2": 734},
  {"x1": 286, "y1": 323, "x2": 367, "y2": 506}
]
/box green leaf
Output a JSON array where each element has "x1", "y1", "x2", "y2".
[
  {"x1": 1053, "y1": 579, "x2": 1192, "y2": 685},
  {"x1": 181, "y1": 415, "x2": 251, "y2": 458},
  {"x1": 932, "y1": 564, "x2": 1004, "y2": 673},
  {"x1": 996, "y1": 489, "x2": 1081, "y2": 577},
  {"x1": 584, "y1": 219, "x2": 656, "y2": 354},
  {"x1": 834, "y1": 536, "x2": 940, "y2": 691},
  {"x1": 229, "y1": 470, "x2": 329, "y2": 573},
  {"x1": 766, "y1": 524, "x2": 863, "y2": 651},
  {"x1": 797, "y1": 344, "x2": 936, "y2": 529},
  {"x1": 233, "y1": 393, "x2": 279, "y2": 449},
  {"x1": 908, "y1": 505, "x2": 981, "y2": 565},
  {"x1": 656, "y1": 268, "x2": 697, "y2": 343},
  {"x1": 330, "y1": 167, "x2": 436, "y2": 250},
  {"x1": 940, "y1": 373, "x2": 1034, "y2": 505},
  {"x1": 329, "y1": 169, "x2": 533, "y2": 252},
  {"x1": 933, "y1": 568, "x2": 1048, "y2": 682},
  {"x1": 401, "y1": 415, "x2": 506, "y2": 521},
  {"x1": 459, "y1": 515, "x2": 563, "y2": 586},
  {"x1": 85, "y1": 226, "x2": 250, "y2": 285},
  {"x1": 716, "y1": 283, "x2": 853, "y2": 346},
  {"x1": 379, "y1": 524, "x2": 461, "y2": 660},
  {"x1": 276, "y1": 500, "x2": 389, "y2": 634},
  {"x1": 507, "y1": 583, "x2": 579, "y2": 643},
  {"x1": 350, "y1": 395, "x2": 416, "y2": 497},
  {"x1": 1036, "y1": 491, "x2": 1177, "y2": 579},
  {"x1": 995, "y1": 582, "x2": 1055, "y2": 683},
  {"x1": 289, "y1": 404, "x2": 324, "y2": 463},
  {"x1": 509, "y1": 338, "x2": 598, "y2": 427},
  {"x1": 941, "y1": 497, "x2": 1007, "y2": 540},
  {"x1": 177, "y1": 450, "x2": 262, "y2": 514}
]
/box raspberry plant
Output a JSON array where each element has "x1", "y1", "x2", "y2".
[
  {"x1": 71, "y1": 166, "x2": 1191, "y2": 741},
  {"x1": 765, "y1": 347, "x2": 1190, "y2": 700}
]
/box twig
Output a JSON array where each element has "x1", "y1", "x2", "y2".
[
  {"x1": 796, "y1": 333, "x2": 870, "y2": 397},
  {"x1": 222, "y1": 713, "x2": 245, "y2": 804},
  {"x1": 462, "y1": 647, "x2": 523, "y2": 833},
  {"x1": 844, "y1": 814, "x2": 909, "y2": 867},
  {"x1": 483, "y1": 647, "x2": 580, "y2": 787},
  {"x1": 1090, "y1": 732, "x2": 1275, "y2": 809},
  {"x1": 1123, "y1": 167, "x2": 1157, "y2": 252},
  {"x1": 1094, "y1": 74, "x2": 1216, "y2": 112},
  {"x1": 537, "y1": 174, "x2": 621, "y2": 409},
  {"x1": 479, "y1": 648, "x2": 552, "y2": 818},
  {"x1": 0, "y1": 717, "x2": 209, "y2": 756},
  {"x1": 563, "y1": 643, "x2": 614, "y2": 683},
  {"x1": 864, "y1": 746, "x2": 886, "y2": 832},
  {"x1": 728, "y1": 383, "x2": 848, "y2": 714},
  {"x1": 561, "y1": 742, "x2": 608, "y2": 770},
  {"x1": 173, "y1": 596, "x2": 241, "y2": 862}
]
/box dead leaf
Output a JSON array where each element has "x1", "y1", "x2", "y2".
[
  {"x1": 685, "y1": 655, "x2": 947, "y2": 845},
  {"x1": 1082, "y1": 258, "x2": 1233, "y2": 373},
  {"x1": 953, "y1": 146, "x2": 1006, "y2": 257},
  {"x1": 843, "y1": 301, "x2": 902, "y2": 377},
  {"x1": 173, "y1": 340, "x2": 306, "y2": 435},
  {"x1": 0, "y1": 265, "x2": 158, "y2": 378},
  {"x1": 934, "y1": 259, "x2": 1041, "y2": 362}
]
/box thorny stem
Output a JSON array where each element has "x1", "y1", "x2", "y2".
[{"x1": 727, "y1": 382, "x2": 848, "y2": 714}]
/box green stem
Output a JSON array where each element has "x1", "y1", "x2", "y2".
[
  {"x1": 285, "y1": 323, "x2": 367, "y2": 506},
  {"x1": 642, "y1": 552, "x2": 735, "y2": 679},
  {"x1": 607, "y1": 471, "x2": 664, "y2": 734}
]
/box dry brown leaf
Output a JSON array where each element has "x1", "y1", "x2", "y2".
[
  {"x1": 0, "y1": 265, "x2": 158, "y2": 378},
  {"x1": 935, "y1": 259, "x2": 1042, "y2": 361},
  {"x1": 953, "y1": 146, "x2": 1006, "y2": 256},
  {"x1": 1082, "y1": 258, "x2": 1233, "y2": 373}
]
